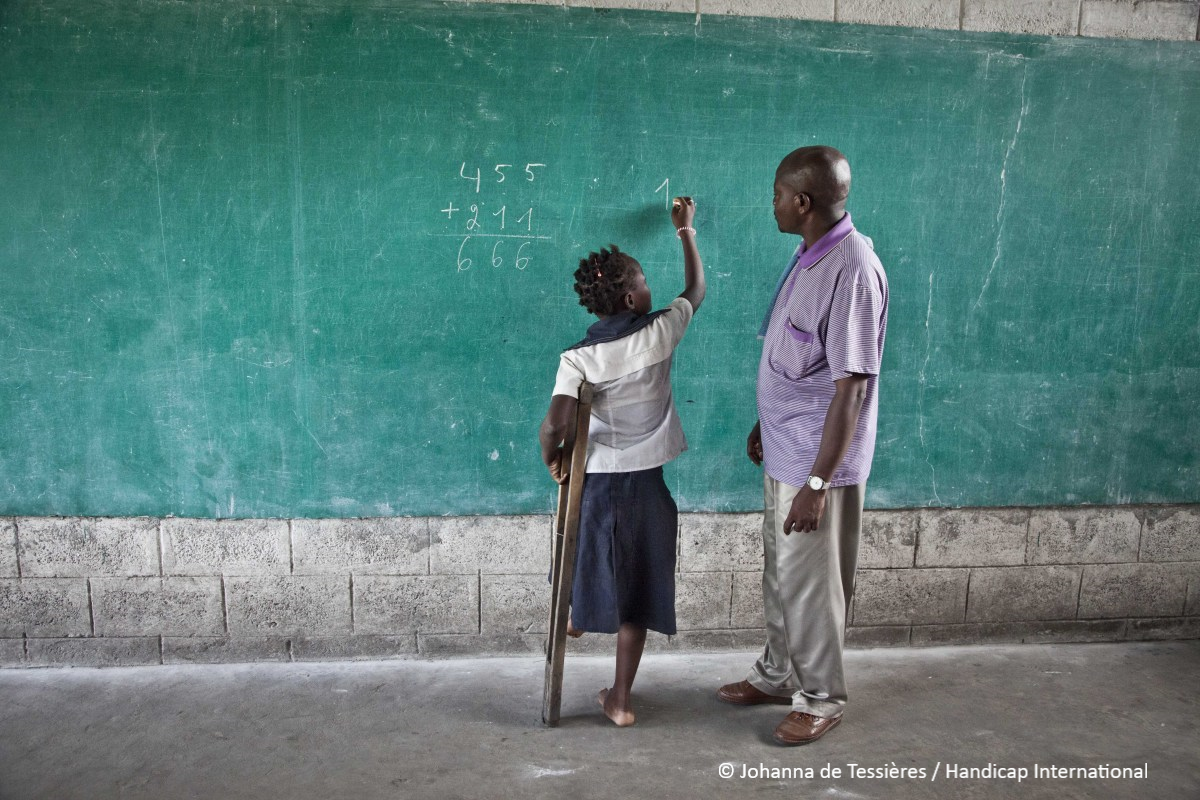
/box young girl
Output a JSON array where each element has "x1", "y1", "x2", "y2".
[{"x1": 539, "y1": 198, "x2": 705, "y2": 727}]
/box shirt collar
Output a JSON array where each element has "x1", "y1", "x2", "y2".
[
  {"x1": 795, "y1": 212, "x2": 855, "y2": 270},
  {"x1": 584, "y1": 311, "x2": 639, "y2": 341},
  {"x1": 756, "y1": 213, "x2": 857, "y2": 339},
  {"x1": 567, "y1": 309, "x2": 666, "y2": 351}
]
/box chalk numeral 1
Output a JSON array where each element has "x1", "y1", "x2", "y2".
[{"x1": 655, "y1": 179, "x2": 670, "y2": 208}]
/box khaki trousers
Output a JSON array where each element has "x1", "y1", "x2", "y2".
[{"x1": 746, "y1": 474, "x2": 863, "y2": 719}]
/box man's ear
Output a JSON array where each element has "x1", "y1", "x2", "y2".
[{"x1": 795, "y1": 191, "x2": 812, "y2": 214}]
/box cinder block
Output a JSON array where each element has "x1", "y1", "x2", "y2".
[
  {"x1": 641, "y1": 630, "x2": 684, "y2": 653},
  {"x1": 731, "y1": 571, "x2": 765, "y2": 629},
  {"x1": 853, "y1": 568, "x2": 969, "y2": 625},
  {"x1": 701, "y1": 0, "x2": 836, "y2": 21},
  {"x1": 963, "y1": 0, "x2": 1081, "y2": 35},
  {"x1": 555, "y1": 628, "x2": 767, "y2": 655},
  {"x1": 481, "y1": 574, "x2": 550, "y2": 635},
  {"x1": 292, "y1": 517, "x2": 428, "y2": 576},
  {"x1": 163, "y1": 637, "x2": 290, "y2": 664},
  {"x1": 1126, "y1": 617, "x2": 1200, "y2": 641},
  {"x1": 676, "y1": 572, "x2": 733, "y2": 630},
  {"x1": 644, "y1": 629, "x2": 766, "y2": 652},
  {"x1": 859, "y1": 510, "x2": 918, "y2": 568},
  {"x1": 567, "y1": 0, "x2": 696, "y2": 12},
  {"x1": 162, "y1": 519, "x2": 289, "y2": 576},
  {"x1": 91, "y1": 578, "x2": 224, "y2": 637},
  {"x1": 429, "y1": 516, "x2": 549, "y2": 575},
  {"x1": 846, "y1": 625, "x2": 911, "y2": 647},
  {"x1": 0, "y1": 639, "x2": 25, "y2": 666},
  {"x1": 225, "y1": 576, "x2": 351, "y2": 635},
  {"x1": 838, "y1": 0, "x2": 961, "y2": 30},
  {"x1": 417, "y1": 634, "x2": 544, "y2": 657},
  {"x1": 967, "y1": 566, "x2": 1081, "y2": 622},
  {"x1": 27, "y1": 637, "x2": 161, "y2": 667},
  {"x1": 472, "y1": 0, "x2": 565, "y2": 6},
  {"x1": 551, "y1": 630, "x2": 616, "y2": 655},
  {"x1": 355, "y1": 575, "x2": 478, "y2": 635},
  {"x1": 1141, "y1": 507, "x2": 1200, "y2": 562},
  {"x1": 679, "y1": 513, "x2": 762, "y2": 572},
  {"x1": 1, "y1": 520, "x2": 16, "y2": 577},
  {"x1": 917, "y1": 508, "x2": 1028, "y2": 567},
  {"x1": 1028, "y1": 508, "x2": 1141, "y2": 565},
  {"x1": 17, "y1": 517, "x2": 159, "y2": 578},
  {"x1": 911, "y1": 619, "x2": 1126, "y2": 646},
  {"x1": 910, "y1": 622, "x2": 987, "y2": 645},
  {"x1": 0, "y1": 579, "x2": 91, "y2": 637},
  {"x1": 1174, "y1": 562, "x2": 1200, "y2": 614},
  {"x1": 292, "y1": 635, "x2": 419, "y2": 661},
  {"x1": 1081, "y1": 0, "x2": 1200, "y2": 41},
  {"x1": 1079, "y1": 563, "x2": 1189, "y2": 618}
]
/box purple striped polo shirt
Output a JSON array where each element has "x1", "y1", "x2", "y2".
[{"x1": 757, "y1": 213, "x2": 889, "y2": 489}]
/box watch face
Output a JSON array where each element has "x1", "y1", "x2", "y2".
[{"x1": 807, "y1": 476, "x2": 822, "y2": 490}]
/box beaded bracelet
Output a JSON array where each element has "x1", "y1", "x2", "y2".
[{"x1": 676, "y1": 226, "x2": 697, "y2": 239}]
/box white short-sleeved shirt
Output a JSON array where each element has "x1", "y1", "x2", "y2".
[{"x1": 553, "y1": 297, "x2": 695, "y2": 473}]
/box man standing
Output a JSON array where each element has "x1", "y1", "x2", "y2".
[{"x1": 718, "y1": 146, "x2": 889, "y2": 746}]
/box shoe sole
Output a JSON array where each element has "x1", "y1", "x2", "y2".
[{"x1": 772, "y1": 713, "x2": 841, "y2": 746}]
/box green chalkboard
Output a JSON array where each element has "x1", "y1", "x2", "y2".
[{"x1": 1, "y1": 0, "x2": 1198, "y2": 517}]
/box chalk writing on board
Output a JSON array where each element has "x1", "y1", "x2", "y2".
[
  {"x1": 655, "y1": 178, "x2": 671, "y2": 209},
  {"x1": 440, "y1": 161, "x2": 550, "y2": 272}
]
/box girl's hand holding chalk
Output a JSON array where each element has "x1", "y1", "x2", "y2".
[{"x1": 671, "y1": 196, "x2": 696, "y2": 232}]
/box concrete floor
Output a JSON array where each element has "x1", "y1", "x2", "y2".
[{"x1": 0, "y1": 641, "x2": 1197, "y2": 800}]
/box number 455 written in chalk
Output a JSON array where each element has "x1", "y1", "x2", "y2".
[{"x1": 459, "y1": 162, "x2": 546, "y2": 192}]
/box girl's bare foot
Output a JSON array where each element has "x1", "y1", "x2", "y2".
[
  {"x1": 566, "y1": 616, "x2": 584, "y2": 638},
  {"x1": 598, "y1": 688, "x2": 635, "y2": 727}
]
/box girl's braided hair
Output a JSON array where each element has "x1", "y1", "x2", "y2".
[{"x1": 573, "y1": 245, "x2": 640, "y2": 316}]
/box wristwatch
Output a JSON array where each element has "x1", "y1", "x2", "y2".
[{"x1": 806, "y1": 474, "x2": 831, "y2": 491}]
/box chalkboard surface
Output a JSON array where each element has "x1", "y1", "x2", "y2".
[{"x1": 1, "y1": 0, "x2": 1197, "y2": 517}]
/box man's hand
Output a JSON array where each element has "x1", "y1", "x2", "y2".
[
  {"x1": 783, "y1": 486, "x2": 826, "y2": 534},
  {"x1": 547, "y1": 447, "x2": 569, "y2": 484},
  {"x1": 747, "y1": 421, "x2": 763, "y2": 466}
]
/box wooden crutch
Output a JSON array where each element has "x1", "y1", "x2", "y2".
[{"x1": 542, "y1": 381, "x2": 594, "y2": 726}]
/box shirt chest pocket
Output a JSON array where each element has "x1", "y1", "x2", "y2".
[
  {"x1": 767, "y1": 316, "x2": 824, "y2": 382},
  {"x1": 786, "y1": 318, "x2": 815, "y2": 344}
]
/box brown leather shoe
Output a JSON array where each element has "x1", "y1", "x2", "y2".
[
  {"x1": 716, "y1": 680, "x2": 792, "y2": 706},
  {"x1": 772, "y1": 711, "x2": 842, "y2": 746}
]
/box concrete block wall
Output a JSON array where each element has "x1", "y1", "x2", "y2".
[
  {"x1": 457, "y1": 0, "x2": 1200, "y2": 42},
  {"x1": 0, "y1": 506, "x2": 1196, "y2": 667}
]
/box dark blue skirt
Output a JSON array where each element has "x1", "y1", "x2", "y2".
[{"x1": 569, "y1": 466, "x2": 678, "y2": 636}]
